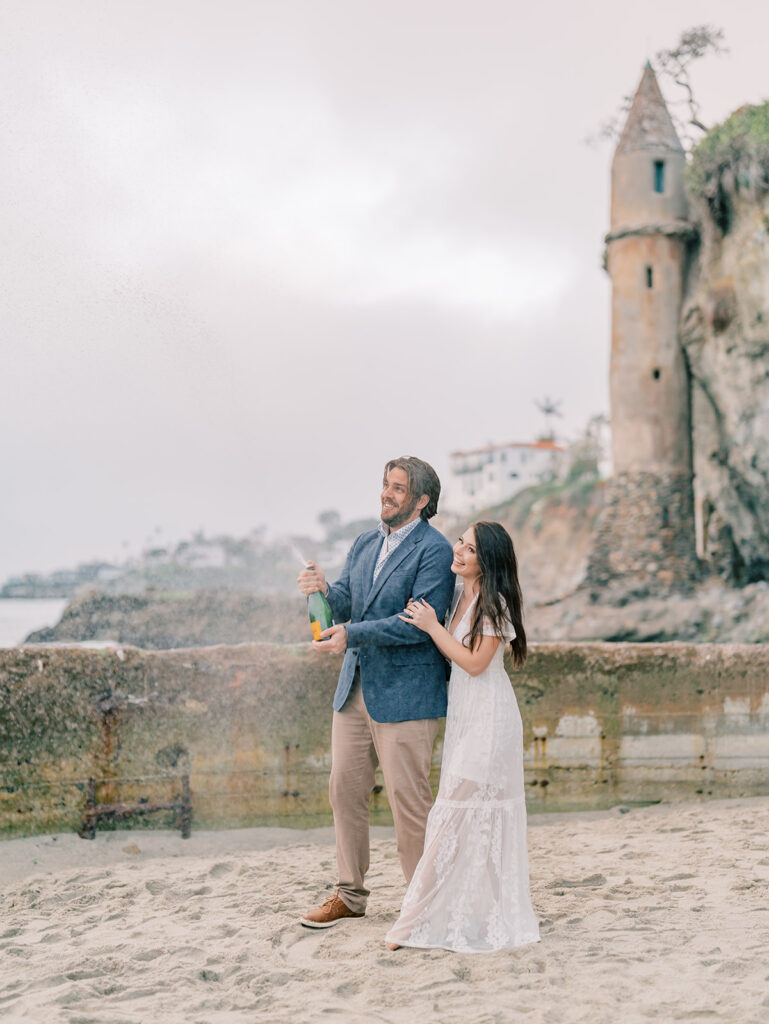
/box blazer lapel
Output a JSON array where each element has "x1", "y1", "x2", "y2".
[
  {"x1": 362, "y1": 521, "x2": 425, "y2": 613},
  {"x1": 358, "y1": 533, "x2": 380, "y2": 599}
]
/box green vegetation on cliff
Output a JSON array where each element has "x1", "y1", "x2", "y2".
[
  {"x1": 495, "y1": 469, "x2": 602, "y2": 534},
  {"x1": 687, "y1": 101, "x2": 769, "y2": 218}
]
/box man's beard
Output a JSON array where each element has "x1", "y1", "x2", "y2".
[{"x1": 383, "y1": 496, "x2": 419, "y2": 530}]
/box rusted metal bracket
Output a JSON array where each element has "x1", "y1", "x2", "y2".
[{"x1": 78, "y1": 774, "x2": 192, "y2": 840}]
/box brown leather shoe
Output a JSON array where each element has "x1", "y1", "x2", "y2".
[{"x1": 300, "y1": 893, "x2": 365, "y2": 929}]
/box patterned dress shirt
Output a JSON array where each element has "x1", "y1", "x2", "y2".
[{"x1": 373, "y1": 517, "x2": 422, "y2": 583}]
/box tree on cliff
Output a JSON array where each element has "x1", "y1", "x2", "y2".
[{"x1": 589, "y1": 25, "x2": 728, "y2": 151}]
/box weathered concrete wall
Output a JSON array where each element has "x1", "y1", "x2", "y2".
[
  {"x1": 0, "y1": 644, "x2": 341, "y2": 836},
  {"x1": 518, "y1": 643, "x2": 769, "y2": 811},
  {"x1": 1, "y1": 642, "x2": 768, "y2": 837}
]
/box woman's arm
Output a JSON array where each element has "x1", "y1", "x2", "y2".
[
  {"x1": 399, "y1": 599, "x2": 500, "y2": 677},
  {"x1": 344, "y1": 540, "x2": 455, "y2": 648}
]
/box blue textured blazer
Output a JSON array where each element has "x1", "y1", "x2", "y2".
[{"x1": 326, "y1": 519, "x2": 455, "y2": 723}]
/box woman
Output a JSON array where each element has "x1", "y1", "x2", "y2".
[{"x1": 385, "y1": 521, "x2": 540, "y2": 953}]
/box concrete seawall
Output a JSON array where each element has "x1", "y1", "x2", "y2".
[{"x1": 1, "y1": 642, "x2": 768, "y2": 836}]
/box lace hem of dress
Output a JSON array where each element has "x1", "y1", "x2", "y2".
[
  {"x1": 433, "y1": 794, "x2": 526, "y2": 810},
  {"x1": 386, "y1": 931, "x2": 541, "y2": 955}
]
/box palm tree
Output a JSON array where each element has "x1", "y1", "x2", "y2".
[{"x1": 534, "y1": 397, "x2": 563, "y2": 441}]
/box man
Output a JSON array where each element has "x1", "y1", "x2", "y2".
[{"x1": 297, "y1": 456, "x2": 455, "y2": 927}]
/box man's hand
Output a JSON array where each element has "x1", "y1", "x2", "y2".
[
  {"x1": 297, "y1": 560, "x2": 327, "y2": 597},
  {"x1": 313, "y1": 624, "x2": 347, "y2": 654}
]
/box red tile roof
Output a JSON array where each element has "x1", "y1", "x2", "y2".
[{"x1": 450, "y1": 440, "x2": 564, "y2": 457}]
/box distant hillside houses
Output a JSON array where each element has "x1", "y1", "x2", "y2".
[
  {"x1": 443, "y1": 440, "x2": 565, "y2": 516},
  {"x1": 0, "y1": 562, "x2": 122, "y2": 599}
]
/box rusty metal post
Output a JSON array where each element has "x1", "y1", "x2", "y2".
[
  {"x1": 78, "y1": 778, "x2": 97, "y2": 839},
  {"x1": 180, "y1": 774, "x2": 192, "y2": 839}
]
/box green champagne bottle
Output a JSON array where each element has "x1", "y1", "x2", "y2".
[
  {"x1": 292, "y1": 548, "x2": 335, "y2": 641},
  {"x1": 308, "y1": 587, "x2": 333, "y2": 641}
]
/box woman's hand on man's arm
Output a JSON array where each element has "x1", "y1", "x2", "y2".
[{"x1": 400, "y1": 598, "x2": 500, "y2": 677}]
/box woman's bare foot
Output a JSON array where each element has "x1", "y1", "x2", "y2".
[{"x1": 385, "y1": 942, "x2": 401, "y2": 950}]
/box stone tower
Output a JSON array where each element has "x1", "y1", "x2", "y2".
[{"x1": 587, "y1": 64, "x2": 699, "y2": 599}]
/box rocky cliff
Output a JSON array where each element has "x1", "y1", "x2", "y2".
[
  {"x1": 26, "y1": 589, "x2": 310, "y2": 648},
  {"x1": 682, "y1": 102, "x2": 769, "y2": 583}
]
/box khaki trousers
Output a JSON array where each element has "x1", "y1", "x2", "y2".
[{"x1": 329, "y1": 672, "x2": 439, "y2": 913}]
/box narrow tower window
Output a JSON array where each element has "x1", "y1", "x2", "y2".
[
  {"x1": 646, "y1": 266, "x2": 653, "y2": 288},
  {"x1": 653, "y1": 160, "x2": 665, "y2": 193}
]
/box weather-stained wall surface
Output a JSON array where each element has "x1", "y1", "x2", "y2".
[{"x1": 1, "y1": 643, "x2": 769, "y2": 837}]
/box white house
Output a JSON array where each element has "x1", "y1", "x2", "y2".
[{"x1": 442, "y1": 440, "x2": 565, "y2": 517}]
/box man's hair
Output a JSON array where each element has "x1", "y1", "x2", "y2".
[{"x1": 383, "y1": 456, "x2": 441, "y2": 520}]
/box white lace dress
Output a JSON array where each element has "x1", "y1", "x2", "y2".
[{"x1": 385, "y1": 586, "x2": 540, "y2": 953}]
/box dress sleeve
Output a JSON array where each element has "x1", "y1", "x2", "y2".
[{"x1": 481, "y1": 614, "x2": 516, "y2": 640}]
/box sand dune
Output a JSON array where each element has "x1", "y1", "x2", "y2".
[{"x1": 2, "y1": 799, "x2": 768, "y2": 1023}]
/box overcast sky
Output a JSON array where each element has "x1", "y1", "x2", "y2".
[{"x1": 2, "y1": 0, "x2": 768, "y2": 581}]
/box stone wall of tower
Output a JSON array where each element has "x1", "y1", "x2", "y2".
[
  {"x1": 608, "y1": 233, "x2": 692, "y2": 474},
  {"x1": 586, "y1": 471, "x2": 697, "y2": 601},
  {"x1": 585, "y1": 65, "x2": 699, "y2": 601},
  {"x1": 610, "y1": 150, "x2": 687, "y2": 227}
]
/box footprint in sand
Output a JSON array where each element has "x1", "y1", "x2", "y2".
[
  {"x1": 546, "y1": 874, "x2": 607, "y2": 889},
  {"x1": 131, "y1": 948, "x2": 166, "y2": 963},
  {"x1": 2, "y1": 947, "x2": 32, "y2": 961},
  {"x1": 208, "y1": 861, "x2": 235, "y2": 878},
  {"x1": 282, "y1": 932, "x2": 314, "y2": 964},
  {"x1": 334, "y1": 979, "x2": 364, "y2": 997}
]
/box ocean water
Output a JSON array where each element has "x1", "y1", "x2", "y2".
[{"x1": 0, "y1": 598, "x2": 69, "y2": 647}]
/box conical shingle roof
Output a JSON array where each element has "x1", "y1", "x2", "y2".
[{"x1": 616, "y1": 64, "x2": 684, "y2": 154}]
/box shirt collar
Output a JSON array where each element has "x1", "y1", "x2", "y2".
[{"x1": 377, "y1": 516, "x2": 422, "y2": 542}]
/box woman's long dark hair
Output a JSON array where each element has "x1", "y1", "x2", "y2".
[{"x1": 463, "y1": 521, "x2": 527, "y2": 668}]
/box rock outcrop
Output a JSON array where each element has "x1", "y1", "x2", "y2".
[
  {"x1": 26, "y1": 589, "x2": 310, "y2": 648},
  {"x1": 682, "y1": 102, "x2": 769, "y2": 583}
]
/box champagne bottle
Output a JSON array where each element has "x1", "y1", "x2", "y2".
[
  {"x1": 307, "y1": 585, "x2": 333, "y2": 641},
  {"x1": 292, "y1": 547, "x2": 334, "y2": 641}
]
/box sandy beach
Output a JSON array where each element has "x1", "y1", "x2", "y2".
[{"x1": 2, "y1": 798, "x2": 768, "y2": 1024}]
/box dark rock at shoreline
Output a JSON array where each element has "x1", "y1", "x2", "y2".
[{"x1": 25, "y1": 588, "x2": 311, "y2": 649}]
